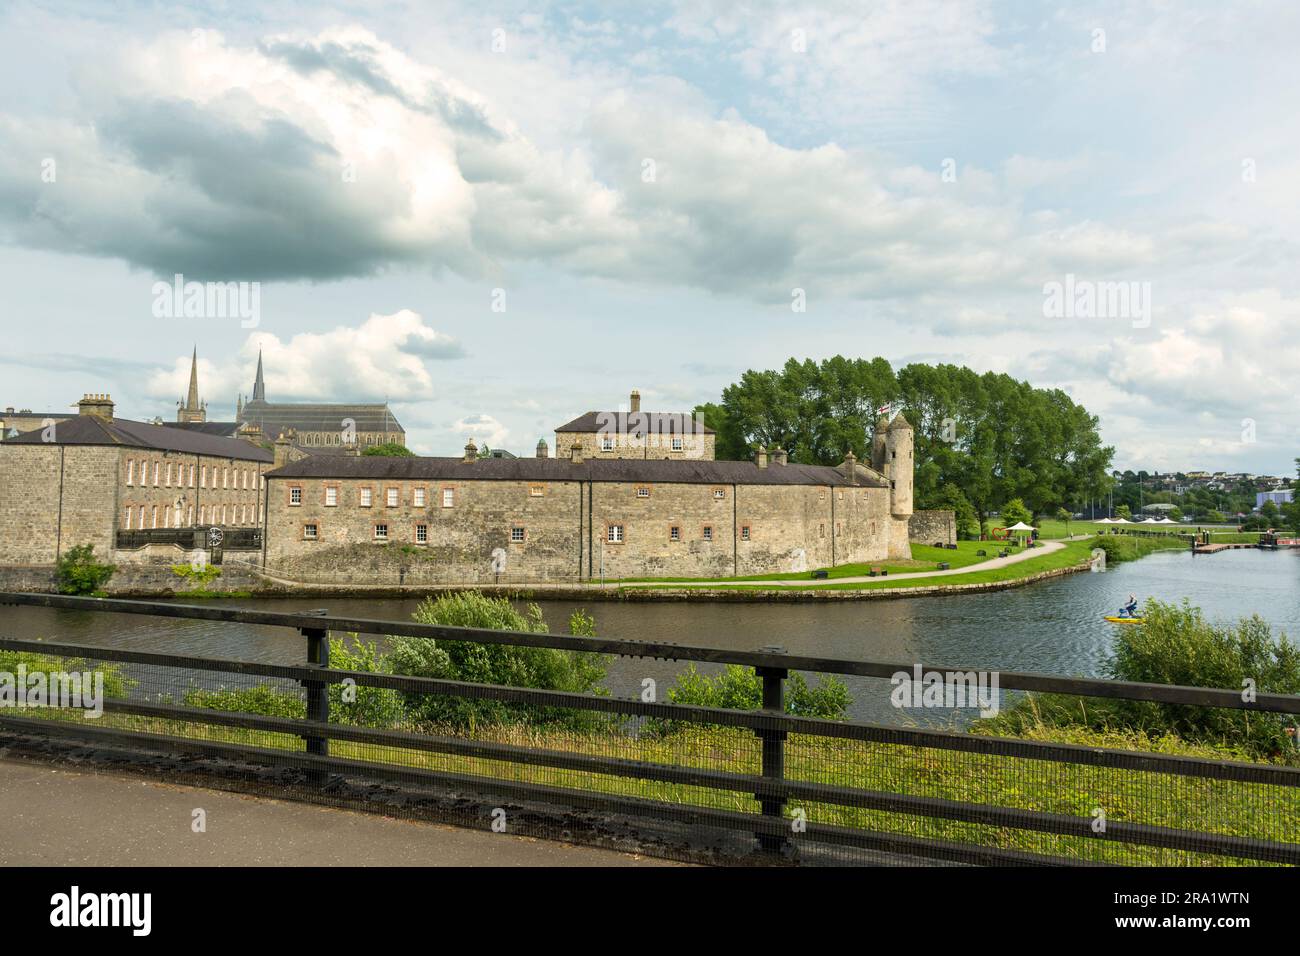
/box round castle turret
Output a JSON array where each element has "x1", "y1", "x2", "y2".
[{"x1": 885, "y1": 413, "x2": 913, "y2": 517}]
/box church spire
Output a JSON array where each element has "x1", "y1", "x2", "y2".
[
  {"x1": 177, "y1": 346, "x2": 207, "y2": 423},
  {"x1": 186, "y1": 346, "x2": 200, "y2": 409},
  {"x1": 252, "y1": 349, "x2": 266, "y2": 402}
]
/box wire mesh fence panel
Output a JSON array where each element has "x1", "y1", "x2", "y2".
[{"x1": 1, "y1": 592, "x2": 1297, "y2": 867}]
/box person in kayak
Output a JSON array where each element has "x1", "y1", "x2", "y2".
[{"x1": 1119, "y1": 593, "x2": 1139, "y2": 618}]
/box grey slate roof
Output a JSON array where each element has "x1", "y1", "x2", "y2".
[
  {"x1": 266, "y1": 455, "x2": 886, "y2": 487},
  {"x1": 3, "y1": 415, "x2": 273, "y2": 461},
  {"x1": 554, "y1": 411, "x2": 714, "y2": 435},
  {"x1": 163, "y1": 421, "x2": 243, "y2": 437},
  {"x1": 238, "y1": 400, "x2": 403, "y2": 435}
]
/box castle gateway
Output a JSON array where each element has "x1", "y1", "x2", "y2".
[{"x1": 260, "y1": 414, "x2": 915, "y2": 584}]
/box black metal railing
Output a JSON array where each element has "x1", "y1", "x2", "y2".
[
  {"x1": 0, "y1": 591, "x2": 1296, "y2": 867},
  {"x1": 115, "y1": 527, "x2": 262, "y2": 551}
]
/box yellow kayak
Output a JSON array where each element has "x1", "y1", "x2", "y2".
[{"x1": 1104, "y1": 616, "x2": 1144, "y2": 624}]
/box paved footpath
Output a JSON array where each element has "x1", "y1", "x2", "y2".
[
  {"x1": 0, "y1": 759, "x2": 678, "y2": 867},
  {"x1": 619, "y1": 539, "x2": 1067, "y2": 588}
]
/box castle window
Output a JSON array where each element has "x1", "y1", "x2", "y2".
[
  {"x1": 289, "y1": 487, "x2": 302, "y2": 506},
  {"x1": 123, "y1": 507, "x2": 131, "y2": 529},
  {"x1": 374, "y1": 523, "x2": 389, "y2": 541},
  {"x1": 151, "y1": 506, "x2": 158, "y2": 528},
  {"x1": 201, "y1": 465, "x2": 207, "y2": 488},
  {"x1": 511, "y1": 526, "x2": 526, "y2": 543},
  {"x1": 360, "y1": 487, "x2": 372, "y2": 507},
  {"x1": 223, "y1": 467, "x2": 229, "y2": 489},
  {"x1": 413, "y1": 488, "x2": 426, "y2": 507},
  {"x1": 189, "y1": 465, "x2": 196, "y2": 488},
  {"x1": 152, "y1": 462, "x2": 160, "y2": 486},
  {"x1": 304, "y1": 523, "x2": 318, "y2": 540},
  {"x1": 187, "y1": 505, "x2": 193, "y2": 525},
  {"x1": 671, "y1": 437, "x2": 683, "y2": 452},
  {"x1": 741, "y1": 525, "x2": 751, "y2": 541},
  {"x1": 703, "y1": 525, "x2": 713, "y2": 542},
  {"x1": 607, "y1": 524, "x2": 624, "y2": 543},
  {"x1": 325, "y1": 486, "x2": 338, "y2": 507},
  {"x1": 636, "y1": 486, "x2": 650, "y2": 498},
  {"x1": 712, "y1": 488, "x2": 725, "y2": 500},
  {"x1": 819, "y1": 489, "x2": 826, "y2": 500},
  {"x1": 139, "y1": 506, "x2": 146, "y2": 528},
  {"x1": 529, "y1": 485, "x2": 544, "y2": 498},
  {"x1": 416, "y1": 524, "x2": 428, "y2": 544},
  {"x1": 601, "y1": 436, "x2": 614, "y2": 452},
  {"x1": 442, "y1": 487, "x2": 455, "y2": 508},
  {"x1": 386, "y1": 487, "x2": 399, "y2": 507},
  {"x1": 198, "y1": 505, "x2": 205, "y2": 524},
  {"x1": 819, "y1": 523, "x2": 825, "y2": 537},
  {"x1": 670, "y1": 526, "x2": 680, "y2": 542},
  {"x1": 126, "y1": 460, "x2": 134, "y2": 485}
]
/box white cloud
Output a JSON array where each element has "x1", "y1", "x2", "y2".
[{"x1": 147, "y1": 309, "x2": 462, "y2": 408}]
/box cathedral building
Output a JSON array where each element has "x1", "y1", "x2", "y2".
[{"x1": 236, "y1": 351, "x2": 405, "y2": 450}]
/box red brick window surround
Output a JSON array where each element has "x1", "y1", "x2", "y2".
[
  {"x1": 669, "y1": 525, "x2": 681, "y2": 542},
  {"x1": 415, "y1": 523, "x2": 428, "y2": 544},
  {"x1": 288, "y1": 486, "x2": 303, "y2": 506},
  {"x1": 529, "y1": 484, "x2": 545, "y2": 498},
  {"x1": 413, "y1": 487, "x2": 427, "y2": 508},
  {"x1": 635, "y1": 486, "x2": 651, "y2": 499},
  {"x1": 741, "y1": 525, "x2": 751, "y2": 541},
  {"x1": 374, "y1": 523, "x2": 389, "y2": 542},
  {"x1": 386, "y1": 486, "x2": 400, "y2": 508},
  {"x1": 303, "y1": 522, "x2": 319, "y2": 541},
  {"x1": 702, "y1": 525, "x2": 713, "y2": 542},
  {"x1": 711, "y1": 487, "x2": 725, "y2": 500},
  {"x1": 442, "y1": 486, "x2": 455, "y2": 508},
  {"x1": 359, "y1": 486, "x2": 373, "y2": 507},
  {"x1": 510, "y1": 526, "x2": 526, "y2": 543},
  {"x1": 323, "y1": 484, "x2": 339, "y2": 507}
]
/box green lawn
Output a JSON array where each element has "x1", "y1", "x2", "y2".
[{"x1": 611, "y1": 540, "x2": 1017, "y2": 585}]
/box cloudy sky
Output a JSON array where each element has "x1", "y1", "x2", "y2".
[{"x1": 1, "y1": 1, "x2": 1296, "y2": 471}]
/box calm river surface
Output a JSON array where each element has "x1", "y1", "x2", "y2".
[{"x1": 7, "y1": 549, "x2": 1298, "y2": 725}]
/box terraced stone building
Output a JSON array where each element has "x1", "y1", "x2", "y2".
[
  {"x1": 0, "y1": 394, "x2": 273, "y2": 566},
  {"x1": 259, "y1": 413, "x2": 916, "y2": 584}
]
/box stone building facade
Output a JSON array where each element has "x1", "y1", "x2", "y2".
[
  {"x1": 553, "y1": 390, "x2": 715, "y2": 461},
  {"x1": 260, "y1": 414, "x2": 916, "y2": 584},
  {"x1": 0, "y1": 395, "x2": 272, "y2": 566}
]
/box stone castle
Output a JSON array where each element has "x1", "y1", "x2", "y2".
[{"x1": 0, "y1": 386, "x2": 946, "y2": 583}]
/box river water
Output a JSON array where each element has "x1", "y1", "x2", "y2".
[{"x1": 6, "y1": 549, "x2": 1297, "y2": 725}]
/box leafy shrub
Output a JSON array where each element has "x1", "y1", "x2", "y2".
[
  {"x1": 56, "y1": 545, "x2": 115, "y2": 595},
  {"x1": 648, "y1": 664, "x2": 851, "y2": 734},
  {"x1": 387, "y1": 592, "x2": 611, "y2": 730},
  {"x1": 183, "y1": 683, "x2": 305, "y2": 718},
  {"x1": 0, "y1": 649, "x2": 134, "y2": 699},
  {"x1": 327, "y1": 634, "x2": 404, "y2": 727},
  {"x1": 980, "y1": 600, "x2": 1300, "y2": 760},
  {"x1": 171, "y1": 564, "x2": 222, "y2": 588}
]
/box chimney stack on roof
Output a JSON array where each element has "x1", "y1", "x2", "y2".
[
  {"x1": 463, "y1": 439, "x2": 478, "y2": 462},
  {"x1": 77, "y1": 393, "x2": 114, "y2": 422},
  {"x1": 772, "y1": 447, "x2": 787, "y2": 466},
  {"x1": 755, "y1": 445, "x2": 769, "y2": 469},
  {"x1": 570, "y1": 441, "x2": 584, "y2": 464},
  {"x1": 629, "y1": 389, "x2": 641, "y2": 413}
]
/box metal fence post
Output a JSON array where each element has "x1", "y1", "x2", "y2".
[
  {"x1": 755, "y1": 663, "x2": 789, "y2": 853},
  {"x1": 299, "y1": 613, "x2": 330, "y2": 773}
]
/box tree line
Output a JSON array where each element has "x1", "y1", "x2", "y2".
[{"x1": 694, "y1": 357, "x2": 1114, "y2": 532}]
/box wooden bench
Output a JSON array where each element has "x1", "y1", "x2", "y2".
[{"x1": 868, "y1": 566, "x2": 888, "y2": 577}]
